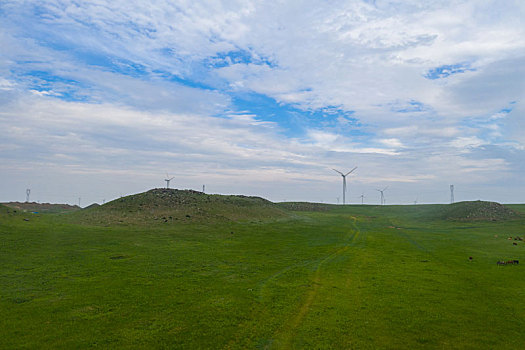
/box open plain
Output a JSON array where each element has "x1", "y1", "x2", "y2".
[{"x1": 1, "y1": 190, "x2": 525, "y2": 349}]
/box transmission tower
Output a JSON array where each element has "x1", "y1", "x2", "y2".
[{"x1": 450, "y1": 185, "x2": 454, "y2": 204}]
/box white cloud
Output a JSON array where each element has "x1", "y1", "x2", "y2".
[
  {"x1": 449, "y1": 136, "x2": 484, "y2": 151},
  {"x1": 380, "y1": 138, "x2": 404, "y2": 148},
  {"x1": 1, "y1": 1, "x2": 525, "y2": 204}
]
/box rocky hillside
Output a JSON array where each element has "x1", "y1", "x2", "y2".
[
  {"x1": 440, "y1": 201, "x2": 518, "y2": 221},
  {"x1": 71, "y1": 188, "x2": 290, "y2": 225}
]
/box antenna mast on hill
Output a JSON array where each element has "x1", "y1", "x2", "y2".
[
  {"x1": 26, "y1": 189, "x2": 30, "y2": 203},
  {"x1": 165, "y1": 174, "x2": 174, "y2": 189},
  {"x1": 376, "y1": 187, "x2": 388, "y2": 205},
  {"x1": 333, "y1": 167, "x2": 357, "y2": 205},
  {"x1": 450, "y1": 185, "x2": 454, "y2": 203}
]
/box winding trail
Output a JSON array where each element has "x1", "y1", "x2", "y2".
[{"x1": 274, "y1": 216, "x2": 362, "y2": 349}]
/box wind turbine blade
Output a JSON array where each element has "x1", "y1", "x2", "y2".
[
  {"x1": 169, "y1": 177, "x2": 174, "y2": 181},
  {"x1": 332, "y1": 168, "x2": 344, "y2": 176},
  {"x1": 383, "y1": 186, "x2": 389, "y2": 191},
  {"x1": 345, "y1": 166, "x2": 357, "y2": 176}
]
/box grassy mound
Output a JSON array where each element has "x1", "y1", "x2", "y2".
[
  {"x1": 71, "y1": 188, "x2": 290, "y2": 225},
  {"x1": 439, "y1": 201, "x2": 518, "y2": 221},
  {"x1": 2, "y1": 202, "x2": 80, "y2": 214}
]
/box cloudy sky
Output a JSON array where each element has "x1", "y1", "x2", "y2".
[{"x1": 1, "y1": 0, "x2": 524, "y2": 205}]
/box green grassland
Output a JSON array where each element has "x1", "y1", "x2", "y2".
[{"x1": 1, "y1": 194, "x2": 525, "y2": 349}]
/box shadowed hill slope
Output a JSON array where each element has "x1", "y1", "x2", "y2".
[{"x1": 71, "y1": 188, "x2": 291, "y2": 225}]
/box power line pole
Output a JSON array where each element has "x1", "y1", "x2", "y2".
[{"x1": 450, "y1": 185, "x2": 454, "y2": 204}]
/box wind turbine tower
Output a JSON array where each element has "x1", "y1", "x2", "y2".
[
  {"x1": 359, "y1": 194, "x2": 365, "y2": 205},
  {"x1": 450, "y1": 185, "x2": 454, "y2": 204},
  {"x1": 376, "y1": 187, "x2": 388, "y2": 205},
  {"x1": 26, "y1": 189, "x2": 31, "y2": 203},
  {"x1": 333, "y1": 167, "x2": 357, "y2": 205},
  {"x1": 165, "y1": 174, "x2": 174, "y2": 189},
  {"x1": 202, "y1": 185, "x2": 205, "y2": 193}
]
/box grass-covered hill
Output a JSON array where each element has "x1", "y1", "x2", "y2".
[
  {"x1": 71, "y1": 188, "x2": 290, "y2": 225},
  {"x1": 2, "y1": 201, "x2": 80, "y2": 214},
  {"x1": 438, "y1": 200, "x2": 518, "y2": 221}
]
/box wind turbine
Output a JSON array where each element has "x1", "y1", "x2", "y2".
[
  {"x1": 164, "y1": 174, "x2": 174, "y2": 189},
  {"x1": 376, "y1": 186, "x2": 388, "y2": 205},
  {"x1": 359, "y1": 193, "x2": 365, "y2": 205},
  {"x1": 333, "y1": 167, "x2": 357, "y2": 205}
]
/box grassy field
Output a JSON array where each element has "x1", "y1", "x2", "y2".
[{"x1": 1, "y1": 199, "x2": 525, "y2": 349}]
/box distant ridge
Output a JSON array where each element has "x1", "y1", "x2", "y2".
[
  {"x1": 2, "y1": 202, "x2": 80, "y2": 213},
  {"x1": 72, "y1": 188, "x2": 290, "y2": 225},
  {"x1": 277, "y1": 202, "x2": 334, "y2": 212},
  {"x1": 440, "y1": 201, "x2": 518, "y2": 221}
]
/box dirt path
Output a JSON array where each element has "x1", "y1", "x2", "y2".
[{"x1": 274, "y1": 216, "x2": 362, "y2": 349}]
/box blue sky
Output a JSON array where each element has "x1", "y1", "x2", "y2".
[{"x1": 1, "y1": 0, "x2": 524, "y2": 205}]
